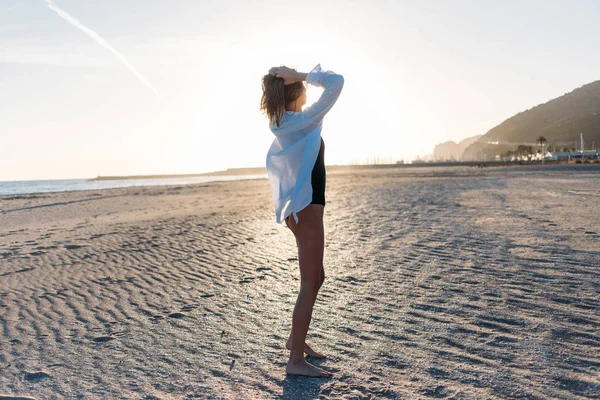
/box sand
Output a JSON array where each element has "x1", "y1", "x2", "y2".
[{"x1": 1, "y1": 165, "x2": 599, "y2": 399}]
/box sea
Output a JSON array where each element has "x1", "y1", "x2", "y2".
[
  {"x1": 0, "y1": 174, "x2": 268, "y2": 197},
  {"x1": 2, "y1": 164, "x2": 597, "y2": 197}
]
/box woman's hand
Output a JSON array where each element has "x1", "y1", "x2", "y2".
[{"x1": 269, "y1": 66, "x2": 300, "y2": 85}]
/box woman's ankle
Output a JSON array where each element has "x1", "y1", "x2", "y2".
[{"x1": 288, "y1": 353, "x2": 305, "y2": 364}]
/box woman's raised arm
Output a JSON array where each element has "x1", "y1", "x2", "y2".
[{"x1": 301, "y1": 64, "x2": 344, "y2": 125}]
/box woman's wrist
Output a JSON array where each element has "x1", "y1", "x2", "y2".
[{"x1": 295, "y1": 72, "x2": 308, "y2": 82}]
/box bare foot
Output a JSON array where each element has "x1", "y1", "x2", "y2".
[
  {"x1": 285, "y1": 340, "x2": 327, "y2": 359},
  {"x1": 286, "y1": 358, "x2": 332, "y2": 377}
]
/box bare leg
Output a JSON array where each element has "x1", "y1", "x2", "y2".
[
  {"x1": 285, "y1": 265, "x2": 326, "y2": 358},
  {"x1": 284, "y1": 205, "x2": 331, "y2": 377}
]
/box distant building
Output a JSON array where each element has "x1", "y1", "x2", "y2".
[{"x1": 546, "y1": 150, "x2": 600, "y2": 161}]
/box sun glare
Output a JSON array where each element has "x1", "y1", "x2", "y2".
[{"x1": 304, "y1": 86, "x2": 324, "y2": 111}]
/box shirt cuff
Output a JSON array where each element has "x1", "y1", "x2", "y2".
[{"x1": 306, "y1": 63, "x2": 322, "y2": 86}]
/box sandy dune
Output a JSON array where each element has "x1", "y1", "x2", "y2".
[{"x1": 1, "y1": 165, "x2": 599, "y2": 399}]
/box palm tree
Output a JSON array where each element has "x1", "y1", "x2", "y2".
[{"x1": 537, "y1": 136, "x2": 547, "y2": 164}]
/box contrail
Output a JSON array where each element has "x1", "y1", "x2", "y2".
[{"x1": 43, "y1": 0, "x2": 168, "y2": 106}]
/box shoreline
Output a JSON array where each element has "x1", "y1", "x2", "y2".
[
  {"x1": 2, "y1": 163, "x2": 598, "y2": 200},
  {"x1": 88, "y1": 159, "x2": 599, "y2": 181}
]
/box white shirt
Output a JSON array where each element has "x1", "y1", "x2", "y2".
[{"x1": 265, "y1": 64, "x2": 345, "y2": 224}]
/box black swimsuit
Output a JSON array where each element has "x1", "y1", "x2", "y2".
[
  {"x1": 310, "y1": 137, "x2": 326, "y2": 206},
  {"x1": 285, "y1": 137, "x2": 325, "y2": 224}
]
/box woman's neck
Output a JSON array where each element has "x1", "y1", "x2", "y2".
[{"x1": 285, "y1": 103, "x2": 302, "y2": 113}]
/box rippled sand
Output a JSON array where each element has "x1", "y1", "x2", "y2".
[{"x1": 1, "y1": 165, "x2": 599, "y2": 399}]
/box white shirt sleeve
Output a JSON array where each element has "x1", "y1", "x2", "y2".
[{"x1": 302, "y1": 64, "x2": 344, "y2": 126}]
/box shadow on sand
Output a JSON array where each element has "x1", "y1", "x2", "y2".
[{"x1": 279, "y1": 358, "x2": 333, "y2": 399}]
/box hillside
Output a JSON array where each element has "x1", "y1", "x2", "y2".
[
  {"x1": 433, "y1": 135, "x2": 482, "y2": 161},
  {"x1": 463, "y1": 80, "x2": 600, "y2": 160}
]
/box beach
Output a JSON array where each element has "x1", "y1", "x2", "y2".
[{"x1": 1, "y1": 165, "x2": 599, "y2": 399}]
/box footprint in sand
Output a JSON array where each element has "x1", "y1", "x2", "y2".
[
  {"x1": 64, "y1": 244, "x2": 86, "y2": 250},
  {"x1": 421, "y1": 385, "x2": 449, "y2": 397},
  {"x1": 168, "y1": 312, "x2": 185, "y2": 319},
  {"x1": 426, "y1": 367, "x2": 449, "y2": 378},
  {"x1": 142, "y1": 395, "x2": 163, "y2": 400},
  {"x1": 0, "y1": 395, "x2": 38, "y2": 400},
  {"x1": 23, "y1": 371, "x2": 51, "y2": 382},
  {"x1": 92, "y1": 336, "x2": 115, "y2": 343}
]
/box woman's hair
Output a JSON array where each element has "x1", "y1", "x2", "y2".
[{"x1": 260, "y1": 67, "x2": 305, "y2": 128}]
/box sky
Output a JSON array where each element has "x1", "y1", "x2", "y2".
[{"x1": 1, "y1": 0, "x2": 599, "y2": 181}]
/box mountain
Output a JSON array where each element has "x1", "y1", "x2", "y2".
[
  {"x1": 463, "y1": 80, "x2": 600, "y2": 160},
  {"x1": 433, "y1": 135, "x2": 483, "y2": 161}
]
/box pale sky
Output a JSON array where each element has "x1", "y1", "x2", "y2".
[{"x1": 1, "y1": 0, "x2": 599, "y2": 181}]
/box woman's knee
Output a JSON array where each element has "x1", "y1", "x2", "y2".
[
  {"x1": 301, "y1": 267, "x2": 324, "y2": 292},
  {"x1": 317, "y1": 266, "x2": 324, "y2": 288},
  {"x1": 300, "y1": 278, "x2": 321, "y2": 294}
]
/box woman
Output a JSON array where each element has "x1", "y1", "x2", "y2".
[{"x1": 261, "y1": 64, "x2": 344, "y2": 377}]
